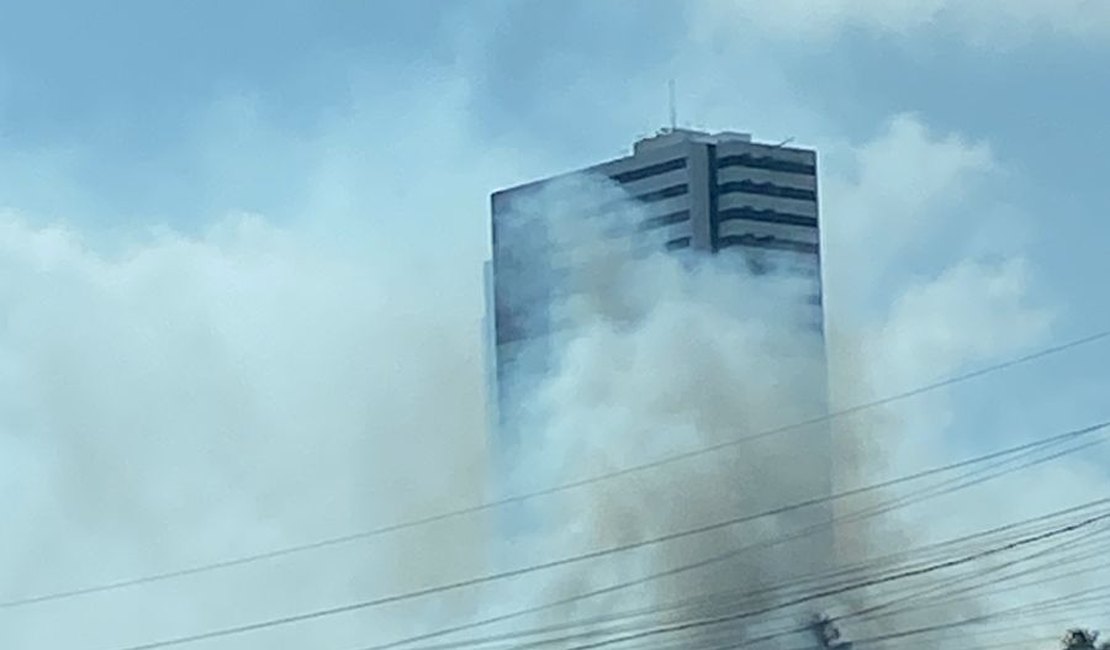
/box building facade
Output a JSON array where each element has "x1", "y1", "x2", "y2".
[
  {"x1": 482, "y1": 126, "x2": 835, "y2": 589},
  {"x1": 486, "y1": 129, "x2": 825, "y2": 452}
]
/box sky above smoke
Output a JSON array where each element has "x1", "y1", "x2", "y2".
[{"x1": 1, "y1": 2, "x2": 1108, "y2": 649}]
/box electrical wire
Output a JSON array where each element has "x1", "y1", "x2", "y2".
[
  {"x1": 371, "y1": 444, "x2": 1110, "y2": 650},
  {"x1": 395, "y1": 515, "x2": 1109, "y2": 650},
  {"x1": 842, "y1": 522, "x2": 1110, "y2": 626},
  {"x1": 94, "y1": 423, "x2": 1110, "y2": 650},
  {"x1": 839, "y1": 585, "x2": 1110, "y2": 649},
  {"x1": 518, "y1": 509, "x2": 1110, "y2": 650},
  {"x1": 360, "y1": 432, "x2": 1110, "y2": 650},
  {"x1": 9, "y1": 327, "x2": 1108, "y2": 612}
]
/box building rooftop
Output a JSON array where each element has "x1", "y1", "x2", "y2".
[
  {"x1": 492, "y1": 128, "x2": 811, "y2": 200},
  {"x1": 633, "y1": 128, "x2": 752, "y2": 155}
]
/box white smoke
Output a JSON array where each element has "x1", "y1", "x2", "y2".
[
  {"x1": 0, "y1": 210, "x2": 493, "y2": 648},
  {"x1": 487, "y1": 174, "x2": 834, "y2": 641},
  {"x1": 1, "y1": 106, "x2": 1106, "y2": 650}
]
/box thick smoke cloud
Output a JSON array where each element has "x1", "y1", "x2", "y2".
[
  {"x1": 488, "y1": 174, "x2": 835, "y2": 643},
  {"x1": 1, "y1": 105, "x2": 1105, "y2": 650},
  {"x1": 0, "y1": 211, "x2": 492, "y2": 648}
]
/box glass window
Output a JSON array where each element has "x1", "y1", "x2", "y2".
[
  {"x1": 718, "y1": 180, "x2": 816, "y2": 202},
  {"x1": 717, "y1": 154, "x2": 816, "y2": 176},
  {"x1": 639, "y1": 210, "x2": 691, "y2": 231},
  {"x1": 635, "y1": 184, "x2": 688, "y2": 203},
  {"x1": 716, "y1": 234, "x2": 819, "y2": 255},
  {"x1": 717, "y1": 207, "x2": 817, "y2": 228},
  {"x1": 610, "y1": 157, "x2": 687, "y2": 184}
]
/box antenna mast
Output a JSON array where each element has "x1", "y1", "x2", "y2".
[{"x1": 668, "y1": 79, "x2": 677, "y2": 131}]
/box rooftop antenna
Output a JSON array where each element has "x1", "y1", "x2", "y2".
[
  {"x1": 773, "y1": 136, "x2": 796, "y2": 149},
  {"x1": 668, "y1": 79, "x2": 677, "y2": 132}
]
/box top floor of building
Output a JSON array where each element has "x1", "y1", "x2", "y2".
[{"x1": 491, "y1": 128, "x2": 817, "y2": 210}]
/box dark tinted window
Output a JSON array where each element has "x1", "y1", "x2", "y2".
[
  {"x1": 717, "y1": 153, "x2": 815, "y2": 176},
  {"x1": 610, "y1": 158, "x2": 687, "y2": 184},
  {"x1": 635, "y1": 184, "x2": 688, "y2": 203},
  {"x1": 639, "y1": 210, "x2": 690, "y2": 231},
  {"x1": 665, "y1": 237, "x2": 691, "y2": 251},
  {"x1": 718, "y1": 180, "x2": 816, "y2": 202},
  {"x1": 717, "y1": 234, "x2": 818, "y2": 255},
  {"x1": 718, "y1": 207, "x2": 817, "y2": 228}
]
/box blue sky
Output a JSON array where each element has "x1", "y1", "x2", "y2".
[
  {"x1": 2, "y1": 3, "x2": 1109, "y2": 648},
  {"x1": 4, "y1": 0, "x2": 1106, "y2": 432},
  {"x1": 2, "y1": 1, "x2": 1107, "y2": 272}
]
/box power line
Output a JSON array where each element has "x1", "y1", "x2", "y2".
[
  {"x1": 748, "y1": 579, "x2": 1110, "y2": 650},
  {"x1": 555, "y1": 511, "x2": 1110, "y2": 650},
  {"x1": 413, "y1": 499, "x2": 1110, "y2": 650},
  {"x1": 595, "y1": 576, "x2": 1110, "y2": 650},
  {"x1": 403, "y1": 506, "x2": 1110, "y2": 650},
  {"x1": 866, "y1": 610, "x2": 1106, "y2": 649},
  {"x1": 839, "y1": 585, "x2": 1110, "y2": 649},
  {"x1": 391, "y1": 440, "x2": 1110, "y2": 650},
  {"x1": 574, "y1": 536, "x2": 1110, "y2": 650},
  {"x1": 594, "y1": 560, "x2": 1110, "y2": 650},
  {"x1": 841, "y1": 520, "x2": 1110, "y2": 626},
  {"x1": 8, "y1": 327, "x2": 1107, "y2": 611},
  {"x1": 760, "y1": 608, "x2": 1099, "y2": 650},
  {"x1": 360, "y1": 433, "x2": 1110, "y2": 650},
  {"x1": 408, "y1": 493, "x2": 1110, "y2": 650},
  {"x1": 95, "y1": 421, "x2": 1108, "y2": 650}
]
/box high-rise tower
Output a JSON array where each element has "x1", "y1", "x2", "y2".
[
  {"x1": 482, "y1": 126, "x2": 833, "y2": 595},
  {"x1": 486, "y1": 129, "x2": 824, "y2": 451}
]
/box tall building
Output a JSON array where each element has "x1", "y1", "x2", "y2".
[
  {"x1": 485, "y1": 128, "x2": 824, "y2": 455},
  {"x1": 482, "y1": 126, "x2": 834, "y2": 590}
]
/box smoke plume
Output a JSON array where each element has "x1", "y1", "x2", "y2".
[{"x1": 1, "y1": 118, "x2": 1106, "y2": 650}]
